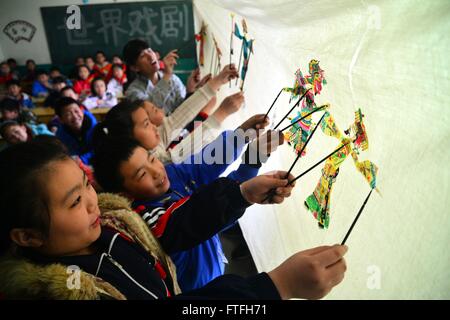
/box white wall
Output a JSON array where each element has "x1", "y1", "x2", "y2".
[
  {"x1": 0, "y1": 41, "x2": 5, "y2": 62},
  {"x1": 0, "y1": 0, "x2": 178, "y2": 64},
  {"x1": 195, "y1": 0, "x2": 450, "y2": 299}
]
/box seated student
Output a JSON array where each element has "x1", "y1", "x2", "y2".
[
  {"x1": 60, "y1": 86, "x2": 85, "y2": 106},
  {"x1": 0, "y1": 61, "x2": 18, "y2": 86},
  {"x1": 0, "y1": 137, "x2": 347, "y2": 300},
  {"x1": 93, "y1": 51, "x2": 112, "y2": 78},
  {"x1": 43, "y1": 86, "x2": 83, "y2": 135},
  {"x1": 84, "y1": 56, "x2": 97, "y2": 77},
  {"x1": 22, "y1": 59, "x2": 37, "y2": 82},
  {"x1": 83, "y1": 77, "x2": 117, "y2": 110},
  {"x1": 55, "y1": 97, "x2": 97, "y2": 165},
  {"x1": 105, "y1": 55, "x2": 128, "y2": 82},
  {"x1": 0, "y1": 120, "x2": 53, "y2": 148},
  {"x1": 44, "y1": 76, "x2": 67, "y2": 107},
  {"x1": 7, "y1": 58, "x2": 21, "y2": 80},
  {"x1": 112, "y1": 54, "x2": 125, "y2": 66},
  {"x1": 73, "y1": 65, "x2": 94, "y2": 99},
  {"x1": 0, "y1": 98, "x2": 36, "y2": 124},
  {"x1": 124, "y1": 39, "x2": 190, "y2": 115},
  {"x1": 5, "y1": 80, "x2": 34, "y2": 109},
  {"x1": 70, "y1": 56, "x2": 86, "y2": 78},
  {"x1": 49, "y1": 66, "x2": 73, "y2": 87},
  {"x1": 32, "y1": 70, "x2": 52, "y2": 97},
  {"x1": 107, "y1": 63, "x2": 127, "y2": 97}
]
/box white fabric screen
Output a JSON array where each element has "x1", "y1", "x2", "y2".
[{"x1": 193, "y1": 0, "x2": 450, "y2": 299}]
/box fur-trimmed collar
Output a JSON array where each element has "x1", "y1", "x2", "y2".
[{"x1": 0, "y1": 193, "x2": 180, "y2": 299}]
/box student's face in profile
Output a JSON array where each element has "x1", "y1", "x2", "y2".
[
  {"x1": 35, "y1": 158, "x2": 101, "y2": 256},
  {"x1": 7, "y1": 84, "x2": 21, "y2": 97},
  {"x1": 141, "y1": 101, "x2": 164, "y2": 127},
  {"x1": 93, "y1": 80, "x2": 106, "y2": 97},
  {"x1": 61, "y1": 103, "x2": 84, "y2": 131},
  {"x1": 4, "y1": 124, "x2": 28, "y2": 144},
  {"x1": 120, "y1": 146, "x2": 170, "y2": 200},
  {"x1": 131, "y1": 107, "x2": 160, "y2": 149},
  {"x1": 135, "y1": 48, "x2": 160, "y2": 76},
  {"x1": 61, "y1": 88, "x2": 79, "y2": 101},
  {"x1": 78, "y1": 66, "x2": 90, "y2": 80}
]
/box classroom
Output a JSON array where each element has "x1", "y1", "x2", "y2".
[{"x1": 0, "y1": 0, "x2": 448, "y2": 303}]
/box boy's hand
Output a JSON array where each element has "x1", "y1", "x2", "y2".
[
  {"x1": 243, "y1": 130, "x2": 284, "y2": 165},
  {"x1": 268, "y1": 245, "x2": 348, "y2": 300},
  {"x1": 196, "y1": 73, "x2": 212, "y2": 89},
  {"x1": 162, "y1": 50, "x2": 179, "y2": 78},
  {"x1": 186, "y1": 68, "x2": 201, "y2": 93},
  {"x1": 207, "y1": 64, "x2": 239, "y2": 91},
  {"x1": 238, "y1": 114, "x2": 270, "y2": 132},
  {"x1": 212, "y1": 92, "x2": 244, "y2": 123},
  {"x1": 240, "y1": 171, "x2": 295, "y2": 205}
]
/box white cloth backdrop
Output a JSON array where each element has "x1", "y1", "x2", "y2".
[{"x1": 193, "y1": 0, "x2": 450, "y2": 299}]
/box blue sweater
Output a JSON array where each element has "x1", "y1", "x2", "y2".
[
  {"x1": 31, "y1": 81, "x2": 50, "y2": 97},
  {"x1": 56, "y1": 110, "x2": 97, "y2": 165},
  {"x1": 132, "y1": 130, "x2": 260, "y2": 291}
]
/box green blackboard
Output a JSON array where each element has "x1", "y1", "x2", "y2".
[{"x1": 40, "y1": 0, "x2": 197, "y2": 66}]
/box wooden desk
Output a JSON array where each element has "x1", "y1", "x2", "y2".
[
  {"x1": 32, "y1": 107, "x2": 111, "y2": 124},
  {"x1": 32, "y1": 107, "x2": 54, "y2": 124},
  {"x1": 31, "y1": 96, "x2": 46, "y2": 107}
]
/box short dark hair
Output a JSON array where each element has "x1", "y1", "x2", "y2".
[
  {"x1": 36, "y1": 70, "x2": 48, "y2": 77},
  {"x1": 97, "y1": 99, "x2": 144, "y2": 140},
  {"x1": 0, "y1": 136, "x2": 70, "y2": 253},
  {"x1": 50, "y1": 66, "x2": 60, "y2": 73},
  {"x1": 96, "y1": 51, "x2": 106, "y2": 58},
  {"x1": 7, "y1": 58, "x2": 17, "y2": 65},
  {"x1": 92, "y1": 99, "x2": 145, "y2": 192},
  {"x1": 6, "y1": 79, "x2": 21, "y2": 88},
  {"x1": 60, "y1": 86, "x2": 75, "y2": 94},
  {"x1": 123, "y1": 39, "x2": 149, "y2": 66},
  {"x1": 92, "y1": 134, "x2": 140, "y2": 193},
  {"x1": 52, "y1": 76, "x2": 66, "y2": 84},
  {"x1": 1, "y1": 98, "x2": 20, "y2": 112},
  {"x1": 54, "y1": 97, "x2": 80, "y2": 117},
  {"x1": 77, "y1": 64, "x2": 90, "y2": 72}
]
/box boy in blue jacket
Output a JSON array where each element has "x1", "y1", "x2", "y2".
[
  {"x1": 55, "y1": 97, "x2": 97, "y2": 165},
  {"x1": 93, "y1": 116, "x2": 283, "y2": 291}
]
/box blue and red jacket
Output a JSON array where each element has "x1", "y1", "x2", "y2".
[
  {"x1": 55, "y1": 110, "x2": 97, "y2": 165},
  {"x1": 132, "y1": 130, "x2": 261, "y2": 291}
]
